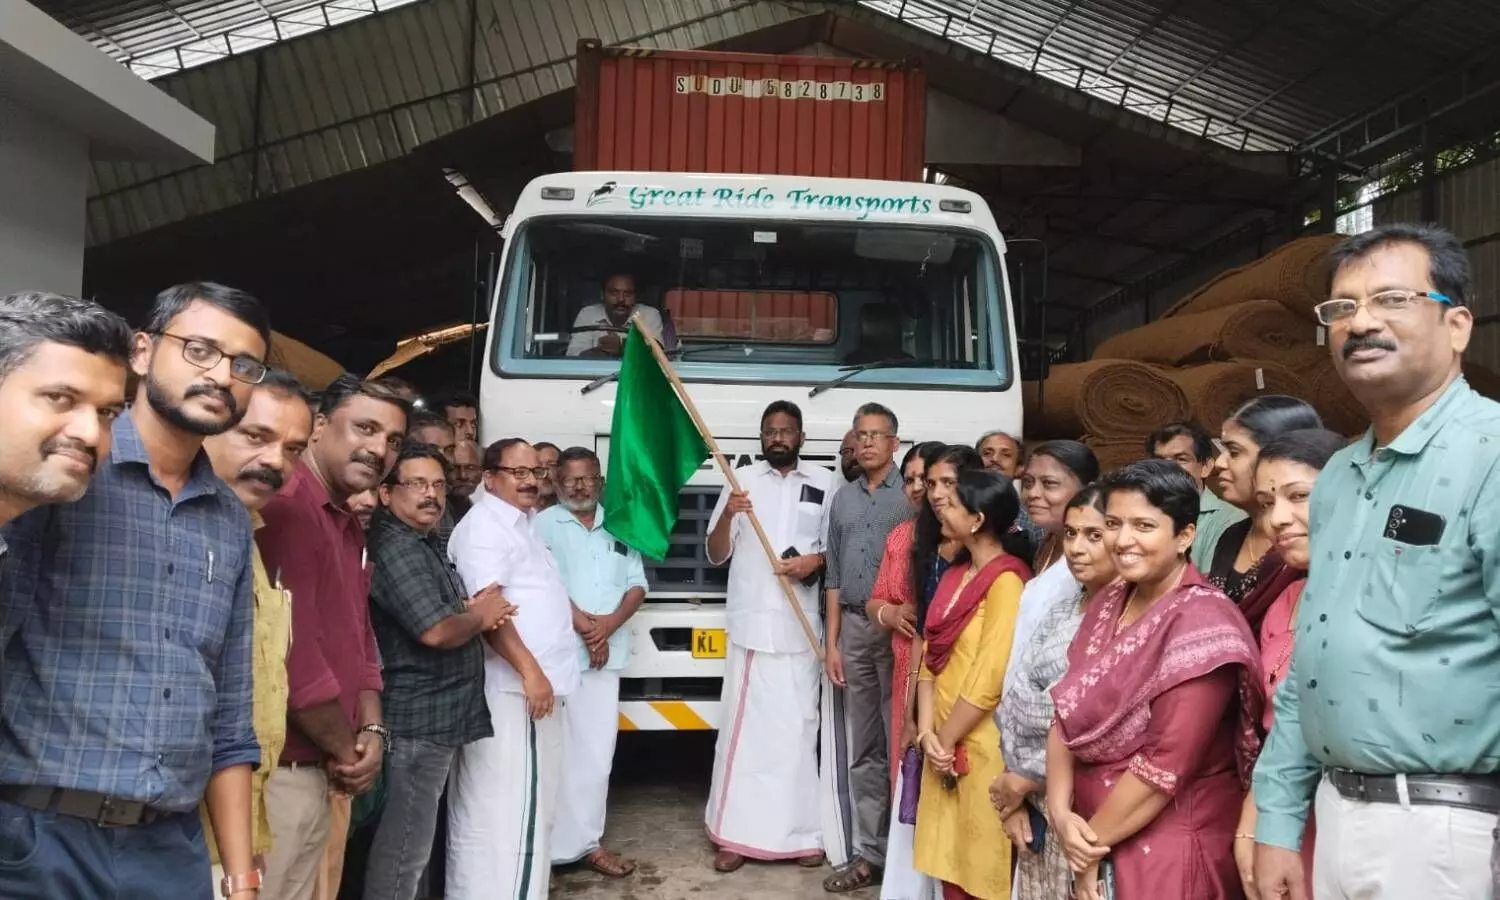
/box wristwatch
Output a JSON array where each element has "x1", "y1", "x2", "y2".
[
  {"x1": 358, "y1": 722, "x2": 391, "y2": 753},
  {"x1": 221, "y1": 868, "x2": 262, "y2": 897}
]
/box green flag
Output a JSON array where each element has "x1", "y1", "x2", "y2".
[{"x1": 602, "y1": 326, "x2": 711, "y2": 560}]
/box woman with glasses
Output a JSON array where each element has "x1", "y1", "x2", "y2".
[
  {"x1": 1231, "y1": 427, "x2": 1346, "y2": 899},
  {"x1": 995, "y1": 483, "x2": 1116, "y2": 900},
  {"x1": 863, "y1": 441, "x2": 947, "y2": 900},
  {"x1": 1206, "y1": 395, "x2": 1322, "y2": 634},
  {"x1": 912, "y1": 469, "x2": 1033, "y2": 900},
  {"x1": 1046, "y1": 460, "x2": 1262, "y2": 900}
]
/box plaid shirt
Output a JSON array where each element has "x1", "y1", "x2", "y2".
[
  {"x1": 0, "y1": 413, "x2": 259, "y2": 811},
  {"x1": 367, "y1": 507, "x2": 491, "y2": 746}
]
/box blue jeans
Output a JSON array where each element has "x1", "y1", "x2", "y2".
[
  {"x1": 362, "y1": 736, "x2": 458, "y2": 900},
  {"x1": 0, "y1": 798, "x2": 213, "y2": 899}
]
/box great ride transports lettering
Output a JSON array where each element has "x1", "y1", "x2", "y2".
[{"x1": 624, "y1": 185, "x2": 935, "y2": 220}]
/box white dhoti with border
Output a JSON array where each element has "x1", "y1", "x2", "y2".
[
  {"x1": 551, "y1": 669, "x2": 621, "y2": 864},
  {"x1": 446, "y1": 691, "x2": 564, "y2": 900},
  {"x1": 705, "y1": 642, "x2": 823, "y2": 859},
  {"x1": 880, "y1": 766, "x2": 940, "y2": 900}
]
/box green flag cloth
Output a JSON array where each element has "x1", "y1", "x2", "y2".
[{"x1": 602, "y1": 326, "x2": 711, "y2": 560}]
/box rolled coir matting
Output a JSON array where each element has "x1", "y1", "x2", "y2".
[
  {"x1": 1082, "y1": 434, "x2": 1149, "y2": 475},
  {"x1": 1092, "y1": 300, "x2": 1325, "y2": 371},
  {"x1": 1305, "y1": 362, "x2": 1369, "y2": 435},
  {"x1": 1026, "y1": 360, "x2": 1190, "y2": 439},
  {"x1": 1164, "y1": 361, "x2": 1300, "y2": 431},
  {"x1": 1163, "y1": 235, "x2": 1346, "y2": 322}
]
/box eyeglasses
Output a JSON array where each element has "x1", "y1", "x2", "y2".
[
  {"x1": 491, "y1": 466, "x2": 550, "y2": 481},
  {"x1": 155, "y1": 332, "x2": 267, "y2": 384},
  {"x1": 761, "y1": 428, "x2": 800, "y2": 440},
  {"x1": 561, "y1": 475, "x2": 603, "y2": 489},
  {"x1": 1313, "y1": 289, "x2": 1452, "y2": 326},
  {"x1": 854, "y1": 430, "x2": 892, "y2": 444},
  {"x1": 393, "y1": 478, "x2": 446, "y2": 495}
]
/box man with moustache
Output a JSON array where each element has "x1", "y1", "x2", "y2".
[
  {"x1": 0, "y1": 282, "x2": 270, "y2": 899},
  {"x1": 257, "y1": 373, "x2": 410, "y2": 900},
  {"x1": 838, "y1": 429, "x2": 860, "y2": 486},
  {"x1": 1254, "y1": 224, "x2": 1500, "y2": 900},
  {"x1": 198, "y1": 368, "x2": 314, "y2": 888},
  {"x1": 347, "y1": 490, "x2": 378, "y2": 531},
  {"x1": 449, "y1": 439, "x2": 482, "y2": 520},
  {"x1": 1145, "y1": 420, "x2": 1245, "y2": 562},
  {"x1": 565, "y1": 272, "x2": 663, "y2": 357},
  {"x1": 446, "y1": 439, "x2": 580, "y2": 900},
  {"x1": 704, "y1": 400, "x2": 834, "y2": 873},
  {"x1": 363, "y1": 442, "x2": 513, "y2": 900},
  {"x1": 534, "y1": 441, "x2": 561, "y2": 511},
  {"x1": 535, "y1": 447, "x2": 647, "y2": 877}
]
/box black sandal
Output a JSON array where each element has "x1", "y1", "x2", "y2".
[{"x1": 822, "y1": 859, "x2": 879, "y2": 893}]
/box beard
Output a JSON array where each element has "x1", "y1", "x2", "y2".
[
  {"x1": 561, "y1": 494, "x2": 598, "y2": 514},
  {"x1": 145, "y1": 373, "x2": 243, "y2": 436},
  {"x1": 763, "y1": 441, "x2": 801, "y2": 469}
]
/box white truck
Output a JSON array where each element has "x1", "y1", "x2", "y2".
[{"x1": 477, "y1": 170, "x2": 1021, "y2": 732}]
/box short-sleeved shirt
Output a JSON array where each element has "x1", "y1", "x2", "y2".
[
  {"x1": 258, "y1": 461, "x2": 383, "y2": 763},
  {"x1": 707, "y1": 460, "x2": 835, "y2": 653},
  {"x1": 367, "y1": 508, "x2": 492, "y2": 746},
  {"x1": 565, "y1": 304, "x2": 664, "y2": 356},
  {"x1": 827, "y1": 464, "x2": 911, "y2": 612},
  {"x1": 448, "y1": 491, "x2": 580, "y2": 697},
  {"x1": 534, "y1": 504, "x2": 649, "y2": 671},
  {"x1": 0, "y1": 413, "x2": 259, "y2": 811}
]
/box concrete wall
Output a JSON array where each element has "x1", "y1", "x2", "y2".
[{"x1": 0, "y1": 96, "x2": 90, "y2": 294}]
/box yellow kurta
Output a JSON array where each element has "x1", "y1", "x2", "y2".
[{"x1": 913, "y1": 570, "x2": 1024, "y2": 900}]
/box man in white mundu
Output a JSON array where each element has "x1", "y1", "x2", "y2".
[
  {"x1": 445, "y1": 439, "x2": 581, "y2": 900},
  {"x1": 705, "y1": 400, "x2": 836, "y2": 873}
]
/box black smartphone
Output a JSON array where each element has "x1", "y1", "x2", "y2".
[
  {"x1": 781, "y1": 546, "x2": 819, "y2": 587},
  {"x1": 1025, "y1": 802, "x2": 1047, "y2": 855},
  {"x1": 1098, "y1": 858, "x2": 1117, "y2": 900},
  {"x1": 1385, "y1": 504, "x2": 1446, "y2": 546}
]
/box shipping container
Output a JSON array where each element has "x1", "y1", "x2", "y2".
[{"x1": 572, "y1": 39, "x2": 926, "y2": 182}]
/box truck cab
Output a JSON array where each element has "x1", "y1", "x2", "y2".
[{"x1": 479, "y1": 170, "x2": 1021, "y2": 731}]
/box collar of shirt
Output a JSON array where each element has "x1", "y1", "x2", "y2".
[
  {"x1": 369, "y1": 505, "x2": 442, "y2": 548},
  {"x1": 476, "y1": 489, "x2": 535, "y2": 527},
  {"x1": 858, "y1": 463, "x2": 903, "y2": 491},
  {"x1": 109, "y1": 411, "x2": 226, "y2": 502},
  {"x1": 747, "y1": 459, "x2": 822, "y2": 483},
  {"x1": 1199, "y1": 487, "x2": 1228, "y2": 514},
  {"x1": 551, "y1": 504, "x2": 608, "y2": 532},
  {"x1": 284, "y1": 458, "x2": 362, "y2": 523},
  {"x1": 1351, "y1": 374, "x2": 1472, "y2": 464}
]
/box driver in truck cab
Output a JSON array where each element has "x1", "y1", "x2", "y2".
[{"x1": 566, "y1": 273, "x2": 665, "y2": 357}]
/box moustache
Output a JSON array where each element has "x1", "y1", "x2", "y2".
[
  {"x1": 184, "y1": 383, "x2": 238, "y2": 414},
  {"x1": 517, "y1": 485, "x2": 538, "y2": 495},
  {"x1": 41, "y1": 436, "x2": 98, "y2": 470},
  {"x1": 417, "y1": 499, "x2": 440, "y2": 511},
  {"x1": 1343, "y1": 334, "x2": 1397, "y2": 358},
  {"x1": 350, "y1": 451, "x2": 384, "y2": 471},
  {"x1": 237, "y1": 466, "x2": 284, "y2": 491}
]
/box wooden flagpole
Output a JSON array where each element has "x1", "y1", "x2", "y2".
[{"x1": 630, "y1": 316, "x2": 825, "y2": 661}]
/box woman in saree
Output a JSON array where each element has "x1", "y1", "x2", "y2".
[
  {"x1": 1046, "y1": 459, "x2": 1264, "y2": 900},
  {"x1": 1206, "y1": 395, "x2": 1321, "y2": 634},
  {"x1": 1006, "y1": 441, "x2": 1099, "y2": 698},
  {"x1": 913, "y1": 469, "x2": 1032, "y2": 900},
  {"x1": 1232, "y1": 428, "x2": 1346, "y2": 899},
  {"x1": 995, "y1": 484, "x2": 1116, "y2": 899}
]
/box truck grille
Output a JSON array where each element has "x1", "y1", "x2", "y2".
[{"x1": 645, "y1": 486, "x2": 728, "y2": 601}]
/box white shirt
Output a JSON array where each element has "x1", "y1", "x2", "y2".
[
  {"x1": 565, "y1": 303, "x2": 664, "y2": 356},
  {"x1": 707, "y1": 460, "x2": 835, "y2": 654},
  {"x1": 448, "y1": 491, "x2": 581, "y2": 698}
]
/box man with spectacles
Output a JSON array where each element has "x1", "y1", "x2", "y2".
[
  {"x1": 0, "y1": 283, "x2": 269, "y2": 900},
  {"x1": 1253, "y1": 224, "x2": 1500, "y2": 900},
  {"x1": 362, "y1": 442, "x2": 513, "y2": 900},
  {"x1": 533, "y1": 442, "x2": 561, "y2": 511},
  {"x1": 256, "y1": 374, "x2": 410, "y2": 900},
  {"x1": 534, "y1": 446, "x2": 647, "y2": 878},
  {"x1": 823, "y1": 402, "x2": 910, "y2": 894},
  {"x1": 704, "y1": 400, "x2": 834, "y2": 874},
  {"x1": 445, "y1": 438, "x2": 580, "y2": 899}
]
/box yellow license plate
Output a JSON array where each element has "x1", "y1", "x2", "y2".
[{"x1": 691, "y1": 628, "x2": 726, "y2": 659}]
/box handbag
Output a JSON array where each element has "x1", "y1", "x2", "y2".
[{"x1": 898, "y1": 746, "x2": 922, "y2": 825}]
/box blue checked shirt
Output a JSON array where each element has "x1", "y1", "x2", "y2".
[{"x1": 0, "y1": 414, "x2": 259, "y2": 811}]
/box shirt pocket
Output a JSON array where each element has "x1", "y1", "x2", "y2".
[
  {"x1": 795, "y1": 500, "x2": 824, "y2": 552},
  {"x1": 1355, "y1": 539, "x2": 1443, "y2": 636}
]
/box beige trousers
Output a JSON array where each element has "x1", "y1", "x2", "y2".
[
  {"x1": 315, "y1": 793, "x2": 352, "y2": 900},
  {"x1": 263, "y1": 765, "x2": 334, "y2": 900}
]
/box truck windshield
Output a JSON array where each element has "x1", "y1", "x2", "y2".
[{"x1": 495, "y1": 215, "x2": 1009, "y2": 388}]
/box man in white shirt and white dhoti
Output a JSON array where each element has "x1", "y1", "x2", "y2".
[
  {"x1": 705, "y1": 400, "x2": 835, "y2": 873},
  {"x1": 445, "y1": 438, "x2": 581, "y2": 900}
]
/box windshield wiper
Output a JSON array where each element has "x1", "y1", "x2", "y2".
[
  {"x1": 578, "y1": 344, "x2": 758, "y2": 395},
  {"x1": 808, "y1": 358, "x2": 934, "y2": 398}
]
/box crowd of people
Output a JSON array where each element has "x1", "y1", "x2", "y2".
[{"x1": 0, "y1": 220, "x2": 1496, "y2": 900}]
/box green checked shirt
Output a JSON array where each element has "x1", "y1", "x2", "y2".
[
  {"x1": 367, "y1": 507, "x2": 492, "y2": 746},
  {"x1": 1253, "y1": 377, "x2": 1500, "y2": 850}
]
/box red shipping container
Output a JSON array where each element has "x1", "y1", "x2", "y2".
[{"x1": 573, "y1": 39, "x2": 926, "y2": 182}]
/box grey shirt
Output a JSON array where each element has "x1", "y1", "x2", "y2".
[{"x1": 826, "y1": 464, "x2": 910, "y2": 611}]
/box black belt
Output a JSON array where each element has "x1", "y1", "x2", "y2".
[
  {"x1": 0, "y1": 785, "x2": 174, "y2": 828},
  {"x1": 1326, "y1": 769, "x2": 1500, "y2": 814}
]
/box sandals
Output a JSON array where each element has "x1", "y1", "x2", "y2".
[
  {"x1": 823, "y1": 859, "x2": 880, "y2": 893},
  {"x1": 798, "y1": 851, "x2": 827, "y2": 868},
  {"x1": 583, "y1": 847, "x2": 636, "y2": 878},
  {"x1": 714, "y1": 849, "x2": 747, "y2": 873}
]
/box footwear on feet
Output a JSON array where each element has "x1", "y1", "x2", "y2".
[
  {"x1": 714, "y1": 849, "x2": 747, "y2": 873},
  {"x1": 583, "y1": 847, "x2": 637, "y2": 878},
  {"x1": 823, "y1": 858, "x2": 880, "y2": 893}
]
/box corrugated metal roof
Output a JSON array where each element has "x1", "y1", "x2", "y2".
[
  {"x1": 84, "y1": 0, "x2": 806, "y2": 244},
  {"x1": 857, "y1": 0, "x2": 1500, "y2": 152}
]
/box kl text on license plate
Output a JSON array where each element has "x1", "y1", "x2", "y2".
[{"x1": 692, "y1": 628, "x2": 726, "y2": 659}]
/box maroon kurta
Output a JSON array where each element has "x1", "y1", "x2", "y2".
[{"x1": 1051, "y1": 566, "x2": 1263, "y2": 900}]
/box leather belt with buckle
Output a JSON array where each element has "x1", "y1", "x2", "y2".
[
  {"x1": 1326, "y1": 769, "x2": 1500, "y2": 815},
  {"x1": 0, "y1": 785, "x2": 171, "y2": 828}
]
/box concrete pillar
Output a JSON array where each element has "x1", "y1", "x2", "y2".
[{"x1": 0, "y1": 96, "x2": 90, "y2": 294}]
